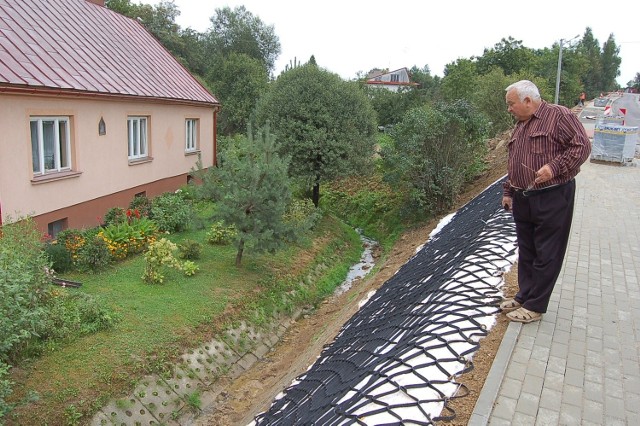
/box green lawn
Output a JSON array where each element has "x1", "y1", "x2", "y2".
[{"x1": 7, "y1": 215, "x2": 362, "y2": 425}]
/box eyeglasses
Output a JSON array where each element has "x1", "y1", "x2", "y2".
[{"x1": 521, "y1": 163, "x2": 537, "y2": 191}]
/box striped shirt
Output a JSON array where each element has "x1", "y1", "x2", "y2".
[{"x1": 503, "y1": 101, "x2": 591, "y2": 197}]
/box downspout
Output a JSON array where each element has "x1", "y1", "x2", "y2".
[{"x1": 213, "y1": 106, "x2": 220, "y2": 167}]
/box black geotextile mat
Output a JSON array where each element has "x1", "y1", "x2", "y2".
[{"x1": 254, "y1": 177, "x2": 517, "y2": 425}]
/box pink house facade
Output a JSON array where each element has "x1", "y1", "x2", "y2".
[{"x1": 0, "y1": 0, "x2": 220, "y2": 235}]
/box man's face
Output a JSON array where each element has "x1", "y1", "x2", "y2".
[{"x1": 506, "y1": 89, "x2": 532, "y2": 122}]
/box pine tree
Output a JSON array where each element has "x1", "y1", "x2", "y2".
[{"x1": 212, "y1": 125, "x2": 293, "y2": 266}]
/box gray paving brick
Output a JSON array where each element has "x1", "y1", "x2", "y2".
[
  {"x1": 488, "y1": 417, "x2": 512, "y2": 426},
  {"x1": 512, "y1": 412, "x2": 536, "y2": 425},
  {"x1": 559, "y1": 403, "x2": 581, "y2": 424},
  {"x1": 564, "y1": 367, "x2": 584, "y2": 387},
  {"x1": 521, "y1": 376, "x2": 544, "y2": 398},
  {"x1": 491, "y1": 396, "x2": 517, "y2": 420},
  {"x1": 562, "y1": 384, "x2": 583, "y2": 407},
  {"x1": 505, "y1": 360, "x2": 527, "y2": 382},
  {"x1": 539, "y1": 388, "x2": 562, "y2": 411},
  {"x1": 584, "y1": 380, "x2": 604, "y2": 403},
  {"x1": 534, "y1": 407, "x2": 560, "y2": 426},
  {"x1": 498, "y1": 377, "x2": 522, "y2": 399},
  {"x1": 515, "y1": 392, "x2": 539, "y2": 417}
]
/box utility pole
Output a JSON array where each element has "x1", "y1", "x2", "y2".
[{"x1": 554, "y1": 35, "x2": 579, "y2": 105}]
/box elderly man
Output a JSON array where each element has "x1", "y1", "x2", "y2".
[{"x1": 501, "y1": 80, "x2": 591, "y2": 323}]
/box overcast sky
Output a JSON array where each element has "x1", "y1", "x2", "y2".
[{"x1": 152, "y1": 0, "x2": 640, "y2": 89}]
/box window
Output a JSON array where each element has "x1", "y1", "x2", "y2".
[
  {"x1": 47, "y1": 218, "x2": 68, "y2": 238},
  {"x1": 185, "y1": 118, "x2": 198, "y2": 152},
  {"x1": 390, "y1": 74, "x2": 400, "y2": 82},
  {"x1": 30, "y1": 116, "x2": 71, "y2": 175},
  {"x1": 127, "y1": 116, "x2": 148, "y2": 160}
]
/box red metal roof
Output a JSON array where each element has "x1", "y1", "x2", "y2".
[{"x1": 0, "y1": 0, "x2": 219, "y2": 105}]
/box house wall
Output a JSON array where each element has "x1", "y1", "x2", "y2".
[{"x1": 0, "y1": 93, "x2": 215, "y2": 232}]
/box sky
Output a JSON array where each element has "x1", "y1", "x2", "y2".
[{"x1": 152, "y1": 0, "x2": 640, "y2": 88}]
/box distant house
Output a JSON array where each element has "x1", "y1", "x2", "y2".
[
  {"x1": 0, "y1": 0, "x2": 220, "y2": 235},
  {"x1": 365, "y1": 67, "x2": 418, "y2": 92}
]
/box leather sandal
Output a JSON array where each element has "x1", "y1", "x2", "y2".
[
  {"x1": 499, "y1": 298, "x2": 521, "y2": 313},
  {"x1": 506, "y1": 307, "x2": 542, "y2": 323}
]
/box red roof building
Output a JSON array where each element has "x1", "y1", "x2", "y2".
[{"x1": 0, "y1": 0, "x2": 221, "y2": 233}]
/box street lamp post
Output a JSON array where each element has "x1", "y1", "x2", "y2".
[{"x1": 554, "y1": 35, "x2": 579, "y2": 105}]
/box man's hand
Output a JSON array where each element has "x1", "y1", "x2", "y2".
[
  {"x1": 502, "y1": 196, "x2": 513, "y2": 212},
  {"x1": 535, "y1": 164, "x2": 553, "y2": 184}
]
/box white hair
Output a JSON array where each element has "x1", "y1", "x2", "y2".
[{"x1": 506, "y1": 80, "x2": 541, "y2": 101}]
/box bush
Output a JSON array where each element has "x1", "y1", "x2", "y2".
[
  {"x1": 0, "y1": 218, "x2": 50, "y2": 358},
  {"x1": 99, "y1": 217, "x2": 157, "y2": 260},
  {"x1": 206, "y1": 221, "x2": 237, "y2": 245},
  {"x1": 44, "y1": 242, "x2": 73, "y2": 273},
  {"x1": 38, "y1": 290, "x2": 121, "y2": 341},
  {"x1": 0, "y1": 217, "x2": 50, "y2": 414},
  {"x1": 182, "y1": 261, "x2": 199, "y2": 277},
  {"x1": 284, "y1": 198, "x2": 322, "y2": 236},
  {"x1": 142, "y1": 238, "x2": 182, "y2": 284},
  {"x1": 76, "y1": 235, "x2": 112, "y2": 273},
  {"x1": 56, "y1": 229, "x2": 86, "y2": 266},
  {"x1": 150, "y1": 192, "x2": 192, "y2": 233},
  {"x1": 129, "y1": 195, "x2": 152, "y2": 218},
  {"x1": 177, "y1": 239, "x2": 202, "y2": 260},
  {"x1": 103, "y1": 207, "x2": 126, "y2": 226},
  {"x1": 0, "y1": 361, "x2": 12, "y2": 419}
]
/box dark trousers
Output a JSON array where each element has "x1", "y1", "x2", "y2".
[{"x1": 512, "y1": 180, "x2": 576, "y2": 313}]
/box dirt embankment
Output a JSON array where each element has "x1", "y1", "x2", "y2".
[{"x1": 196, "y1": 133, "x2": 515, "y2": 426}]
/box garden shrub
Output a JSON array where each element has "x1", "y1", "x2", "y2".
[
  {"x1": 75, "y1": 235, "x2": 112, "y2": 273},
  {"x1": 150, "y1": 192, "x2": 192, "y2": 233},
  {"x1": 0, "y1": 218, "x2": 50, "y2": 358},
  {"x1": 182, "y1": 261, "x2": 199, "y2": 277},
  {"x1": 142, "y1": 238, "x2": 183, "y2": 284},
  {"x1": 0, "y1": 361, "x2": 12, "y2": 419},
  {"x1": 44, "y1": 241, "x2": 73, "y2": 273},
  {"x1": 128, "y1": 194, "x2": 152, "y2": 218},
  {"x1": 284, "y1": 198, "x2": 322, "y2": 236},
  {"x1": 177, "y1": 239, "x2": 202, "y2": 260},
  {"x1": 103, "y1": 207, "x2": 126, "y2": 226},
  {"x1": 56, "y1": 229, "x2": 86, "y2": 266},
  {"x1": 206, "y1": 221, "x2": 237, "y2": 245},
  {"x1": 38, "y1": 289, "x2": 121, "y2": 341},
  {"x1": 0, "y1": 218, "x2": 50, "y2": 415},
  {"x1": 99, "y1": 217, "x2": 157, "y2": 260}
]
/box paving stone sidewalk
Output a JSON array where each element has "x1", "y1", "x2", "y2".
[{"x1": 471, "y1": 158, "x2": 640, "y2": 425}]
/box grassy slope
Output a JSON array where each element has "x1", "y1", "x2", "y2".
[{"x1": 7, "y1": 215, "x2": 362, "y2": 425}]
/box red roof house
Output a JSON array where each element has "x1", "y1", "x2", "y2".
[
  {"x1": 0, "y1": 0, "x2": 220, "y2": 234},
  {"x1": 365, "y1": 67, "x2": 418, "y2": 92}
]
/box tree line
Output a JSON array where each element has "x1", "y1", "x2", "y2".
[{"x1": 106, "y1": 0, "x2": 633, "y2": 264}]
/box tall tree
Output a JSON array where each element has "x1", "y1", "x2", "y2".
[
  {"x1": 577, "y1": 27, "x2": 603, "y2": 98},
  {"x1": 475, "y1": 37, "x2": 535, "y2": 76},
  {"x1": 382, "y1": 100, "x2": 489, "y2": 214},
  {"x1": 207, "y1": 53, "x2": 269, "y2": 136},
  {"x1": 206, "y1": 6, "x2": 281, "y2": 75},
  {"x1": 630, "y1": 73, "x2": 640, "y2": 91},
  {"x1": 441, "y1": 58, "x2": 478, "y2": 102},
  {"x1": 601, "y1": 34, "x2": 622, "y2": 91},
  {"x1": 207, "y1": 126, "x2": 293, "y2": 266},
  {"x1": 255, "y1": 64, "x2": 377, "y2": 207}
]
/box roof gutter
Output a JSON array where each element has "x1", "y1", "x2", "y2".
[{"x1": 0, "y1": 85, "x2": 220, "y2": 108}]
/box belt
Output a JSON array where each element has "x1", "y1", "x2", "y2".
[{"x1": 512, "y1": 180, "x2": 572, "y2": 197}]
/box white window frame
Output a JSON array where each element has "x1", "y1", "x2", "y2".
[
  {"x1": 30, "y1": 116, "x2": 71, "y2": 175},
  {"x1": 127, "y1": 116, "x2": 148, "y2": 160},
  {"x1": 185, "y1": 118, "x2": 198, "y2": 152}
]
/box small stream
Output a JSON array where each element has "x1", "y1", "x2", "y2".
[{"x1": 334, "y1": 229, "x2": 378, "y2": 296}]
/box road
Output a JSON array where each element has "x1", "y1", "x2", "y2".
[{"x1": 578, "y1": 93, "x2": 640, "y2": 148}]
